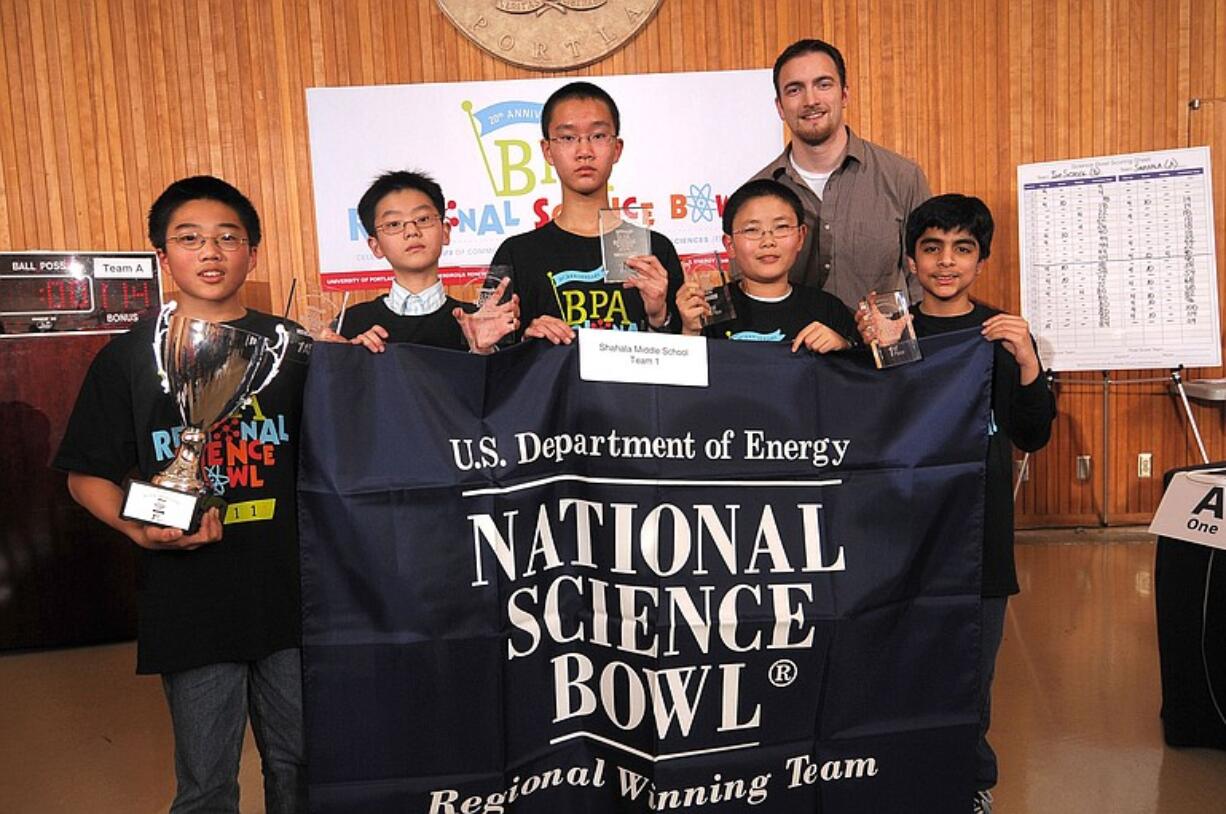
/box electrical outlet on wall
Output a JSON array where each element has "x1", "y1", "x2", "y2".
[
  {"x1": 1076, "y1": 455, "x2": 1092, "y2": 481},
  {"x1": 1138, "y1": 453, "x2": 1153, "y2": 479}
]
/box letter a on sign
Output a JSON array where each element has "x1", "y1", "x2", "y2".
[{"x1": 1191, "y1": 487, "x2": 1225, "y2": 519}]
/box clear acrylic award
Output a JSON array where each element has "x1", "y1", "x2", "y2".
[{"x1": 599, "y1": 208, "x2": 651, "y2": 283}]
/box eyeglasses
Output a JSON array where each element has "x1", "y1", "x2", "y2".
[
  {"x1": 166, "y1": 232, "x2": 250, "y2": 251},
  {"x1": 547, "y1": 132, "x2": 616, "y2": 150},
  {"x1": 375, "y1": 214, "x2": 442, "y2": 236},
  {"x1": 732, "y1": 224, "x2": 800, "y2": 242}
]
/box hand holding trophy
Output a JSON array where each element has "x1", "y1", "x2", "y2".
[
  {"x1": 857, "y1": 290, "x2": 922, "y2": 369},
  {"x1": 120, "y1": 302, "x2": 289, "y2": 533}
]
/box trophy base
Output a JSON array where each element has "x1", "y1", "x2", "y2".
[
  {"x1": 871, "y1": 337, "x2": 923, "y2": 369},
  {"x1": 121, "y1": 480, "x2": 226, "y2": 534},
  {"x1": 602, "y1": 265, "x2": 636, "y2": 284}
]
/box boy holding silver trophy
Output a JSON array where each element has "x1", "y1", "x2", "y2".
[{"x1": 54, "y1": 176, "x2": 310, "y2": 812}]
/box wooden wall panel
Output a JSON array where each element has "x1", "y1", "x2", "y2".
[{"x1": 2, "y1": 0, "x2": 1225, "y2": 526}]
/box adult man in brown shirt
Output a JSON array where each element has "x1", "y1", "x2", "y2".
[{"x1": 752, "y1": 39, "x2": 931, "y2": 310}]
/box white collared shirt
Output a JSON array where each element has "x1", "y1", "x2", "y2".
[{"x1": 385, "y1": 279, "x2": 446, "y2": 316}]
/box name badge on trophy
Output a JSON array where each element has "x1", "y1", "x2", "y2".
[
  {"x1": 599, "y1": 207, "x2": 651, "y2": 284},
  {"x1": 120, "y1": 302, "x2": 290, "y2": 533},
  {"x1": 860, "y1": 289, "x2": 922, "y2": 369}
]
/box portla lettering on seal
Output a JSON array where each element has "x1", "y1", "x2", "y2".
[{"x1": 436, "y1": 0, "x2": 663, "y2": 70}]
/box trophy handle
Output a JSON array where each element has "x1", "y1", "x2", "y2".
[
  {"x1": 152, "y1": 301, "x2": 178, "y2": 395},
  {"x1": 245, "y1": 324, "x2": 290, "y2": 402}
]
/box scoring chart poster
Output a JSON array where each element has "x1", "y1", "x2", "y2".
[{"x1": 1017, "y1": 146, "x2": 1220, "y2": 372}]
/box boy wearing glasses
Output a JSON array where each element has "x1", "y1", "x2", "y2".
[
  {"x1": 54, "y1": 175, "x2": 310, "y2": 811},
  {"x1": 334, "y1": 170, "x2": 518, "y2": 353},
  {"x1": 677, "y1": 179, "x2": 856, "y2": 352},
  {"x1": 489, "y1": 81, "x2": 683, "y2": 343}
]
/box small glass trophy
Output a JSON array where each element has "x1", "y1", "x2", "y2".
[
  {"x1": 472, "y1": 263, "x2": 516, "y2": 348},
  {"x1": 299, "y1": 294, "x2": 340, "y2": 339},
  {"x1": 599, "y1": 208, "x2": 651, "y2": 283},
  {"x1": 683, "y1": 253, "x2": 737, "y2": 327},
  {"x1": 860, "y1": 290, "x2": 922, "y2": 368},
  {"x1": 476, "y1": 264, "x2": 513, "y2": 308}
]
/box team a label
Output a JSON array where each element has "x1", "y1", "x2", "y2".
[{"x1": 93, "y1": 256, "x2": 155, "y2": 278}]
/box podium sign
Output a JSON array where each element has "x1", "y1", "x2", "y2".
[{"x1": 1149, "y1": 470, "x2": 1226, "y2": 551}]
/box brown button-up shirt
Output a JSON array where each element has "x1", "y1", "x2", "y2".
[{"x1": 751, "y1": 127, "x2": 931, "y2": 310}]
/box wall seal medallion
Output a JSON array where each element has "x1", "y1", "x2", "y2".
[{"x1": 436, "y1": 0, "x2": 664, "y2": 70}]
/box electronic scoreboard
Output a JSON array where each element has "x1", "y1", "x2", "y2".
[{"x1": 0, "y1": 252, "x2": 162, "y2": 336}]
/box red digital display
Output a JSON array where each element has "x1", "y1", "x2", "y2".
[
  {"x1": 100, "y1": 279, "x2": 155, "y2": 312},
  {"x1": 0, "y1": 253, "x2": 162, "y2": 336},
  {"x1": 0, "y1": 276, "x2": 93, "y2": 314},
  {"x1": 0, "y1": 277, "x2": 156, "y2": 315}
]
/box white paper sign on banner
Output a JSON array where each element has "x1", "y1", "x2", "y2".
[
  {"x1": 306, "y1": 70, "x2": 781, "y2": 292},
  {"x1": 577, "y1": 328, "x2": 708, "y2": 387},
  {"x1": 1149, "y1": 470, "x2": 1226, "y2": 551}
]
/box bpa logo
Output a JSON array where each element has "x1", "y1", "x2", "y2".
[{"x1": 463, "y1": 99, "x2": 557, "y2": 197}]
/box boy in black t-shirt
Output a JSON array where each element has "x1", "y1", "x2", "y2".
[
  {"x1": 490, "y1": 81, "x2": 683, "y2": 342},
  {"x1": 858, "y1": 194, "x2": 1055, "y2": 814},
  {"x1": 677, "y1": 179, "x2": 856, "y2": 352},
  {"x1": 54, "y1": 176, "x2": 310, "y2": 812},
  {"x1": 329, "y1": 170, "x2": 518, "y2": 353}
]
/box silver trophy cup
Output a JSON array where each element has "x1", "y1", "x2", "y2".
[{"x1": 121, "y1": 302, "x2": 288, "y2": 532}]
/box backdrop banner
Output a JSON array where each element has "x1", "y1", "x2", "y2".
[
  {"x1": 305, "y1": 70, "x2": 780, "y2": 291},
  {"x1": 299, "y1": 330, "x2": 992, "y2": 813}
]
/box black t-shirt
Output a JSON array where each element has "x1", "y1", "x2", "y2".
[
  {"x1": 910, "y1": 302, "x2": 1056, "y2": 597},
  {"x1": 490, "y1": 220, "x2": 683, "y2": 333},
  {"x1": 53, "y1": 310, "x2": 311, "y2": 674},
  {"x1": 340, "y1": 295, "x2": 474, "y2": 349},
  {"x1": 703, "y1": 284, "x2": 858, "y2": 344}
]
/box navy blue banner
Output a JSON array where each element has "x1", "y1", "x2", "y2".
[{"x1": 299, "y1": 330, "x2": 993, "y2": 813}]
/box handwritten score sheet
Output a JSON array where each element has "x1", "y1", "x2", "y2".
[{"x1": 1018, "y1": 147, "x2": 1219, "y2": 372}]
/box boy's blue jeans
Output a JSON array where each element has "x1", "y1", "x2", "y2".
[
  {"x1": 978, "y1": 596, "x2": 1008, "y2": 791},
  {"x1": 161, "y1": 648, "x2": 307, "y2": 813}
]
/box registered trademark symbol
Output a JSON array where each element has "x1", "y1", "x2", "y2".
[{"x1": 768, "y1": 658, "x2": 798, "y2": 688}]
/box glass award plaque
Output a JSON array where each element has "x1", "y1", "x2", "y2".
[
  {"x1": 476, "y1": 264, "x2": 513, "y2": 308},
  {"x1": 299, "y1": 294, "x2": 340, "y2": 339},
  {"x1": 861, "y1": 289, "x2": 922, "y2": 368},
  {"x1": 683, "y1": 253, "x2": 737, "y2": 327},
  {"x1": 599, "y1": 208, "x2": 651, "y2": 283},
  {"x1": 471, "y1": 263, "x2": 516, "y2": 348}
]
